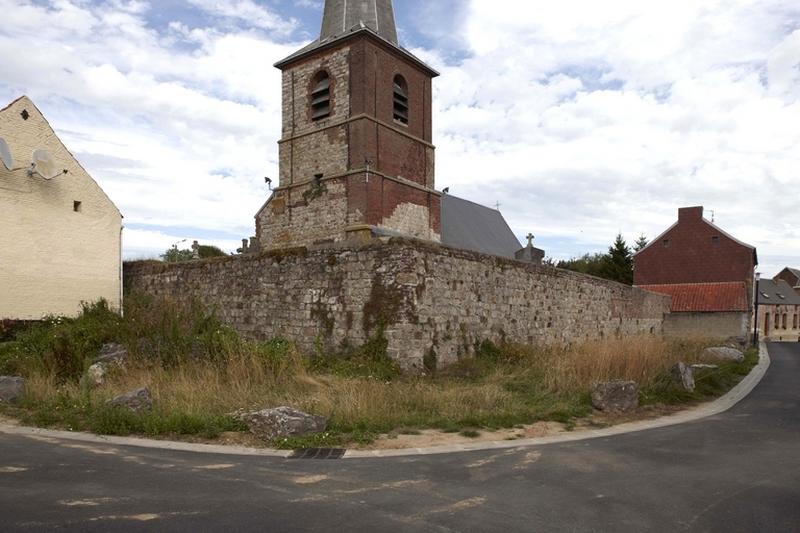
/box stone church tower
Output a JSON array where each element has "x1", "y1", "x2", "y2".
[{"x1": 255, "y1": 0, "x2": 441, "y2": 249}]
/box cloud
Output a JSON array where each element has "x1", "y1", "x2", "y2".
[
  {"x1": 424, "y1": 0, "x2": 800, "y2": 276},
  {"x1": 1, "y1": 0, "x2": 797, "y2": 278}
]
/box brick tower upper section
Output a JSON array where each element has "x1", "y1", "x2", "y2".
[{"x1": 255, "y1": 0, "x2": 441, "y2": 250}]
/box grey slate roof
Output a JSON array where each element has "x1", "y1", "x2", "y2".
[
  {"x1": 274, "y1": 0, "x2": 438, "y2": 76},
  {"x1": 758, "y1": 279, "x2": 800, "y2": 305},
  {"x1": 321, "y1": 0, "x2": 398, "y2": 45},
  {"x1": 441, "y1": 195, "x2": 522, "y2": 259}
]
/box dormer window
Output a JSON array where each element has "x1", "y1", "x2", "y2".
[
  {"x1": 393, "y1": 75, "x2": 408, "y2": 125},
  {"x1": 311, "y1": 71, "x2": 331, "y2": 121}
]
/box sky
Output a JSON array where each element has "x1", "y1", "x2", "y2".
[{"x1": 1, "y1": 0, "x2": 798, "y2": 277}]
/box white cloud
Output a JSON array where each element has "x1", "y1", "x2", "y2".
[
  {"x1": 1, "y1": 0, "x2": 797, "y2": 278},
  {"x1": 425, "y1": 0, "x2": 800, "y2": 276}
]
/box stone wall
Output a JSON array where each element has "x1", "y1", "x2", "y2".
[
  {"x1": 124, "y1": 239, "x2": 670, "y2": 371},
  {"x1": 663, "y1": 312, "x2": 750, "y2": 342}
]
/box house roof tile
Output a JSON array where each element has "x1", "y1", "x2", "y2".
[{"x1": 638, "y1": 282, "x2": 749, "y2": 312}]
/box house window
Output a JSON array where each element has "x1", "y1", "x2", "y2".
[
  {"x1": 662, "y1": 239, "x2": 670, "y2": 248},
  {"x1": 783, "y1": 314, "x2": 788, "y2": 330},
  {"x1": 393, "y1": 75, "x2": 409, "y2": 125},
  {"x1": 310, "y1": 71, "x2": 331, "y2": 121},
  {"x1": 793, "y1": 314, "x2": 798, "y2": 330},
  {"x1": 711, "y1": 236, "x2": 720, "y2": 245},
  {"x1": 73, "y1": 201, "x2": 82, "y2": 212}
]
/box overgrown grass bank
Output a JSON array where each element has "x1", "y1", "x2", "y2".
[{"x1": 0, "y1": 297, "x2": 758, "y2": 448}]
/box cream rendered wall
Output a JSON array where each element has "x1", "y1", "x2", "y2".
[{"x1": 0, "y1": 97, "x2": 122, "y2": 319}]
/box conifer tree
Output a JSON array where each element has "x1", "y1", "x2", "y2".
[{"x1": 600, "y1": 234, "x2": 634, "y2": 285}]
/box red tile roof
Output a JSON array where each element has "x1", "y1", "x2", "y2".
[{"x1": 638, "y1": 282, "x2": 749, "y2": 313}]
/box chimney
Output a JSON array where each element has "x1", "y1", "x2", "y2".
[{"x1": 678, "y1": 206, "x2": 703, "y2": 222}]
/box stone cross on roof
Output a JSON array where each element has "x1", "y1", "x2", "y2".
[
  {"x1": 526, "y1": 233, "x2": 535, "y2": 247},
  {"x1": 321, "y1": 0, "x2": 399, "y2": 45}
]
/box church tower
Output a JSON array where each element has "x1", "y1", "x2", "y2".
[{"x1": 256, "y1": 0, "x2": 441, "y2": 249}]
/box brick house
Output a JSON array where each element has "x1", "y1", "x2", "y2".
[
  {"x1": 0, "y1": 96, "x2": 122, "y2": 320},
  {"x1": 757, "y1": 278, "x2": 800, "y2": 342},
  {"x1": 635, "y1": 206, "x2": 758, "y2": 342},
  {"x1": 252, "y1": 0, "x2": 541, "y2": 263},
  {"x1": 774, "y1": 267, "x2": 800, "y2": 295}
]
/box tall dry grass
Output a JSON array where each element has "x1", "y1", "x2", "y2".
[{"x1": 37, "y1": 334, "x2": 716, "y2": 435}]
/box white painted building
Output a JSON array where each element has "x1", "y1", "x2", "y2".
[{"x1": 0, "y1": 96, "x2": 122, "y2": 319}]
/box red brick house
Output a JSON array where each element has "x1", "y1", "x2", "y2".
[
  {"x1": 774, "y1": 267, "x2": 800, "y2": 295},
  {"x1": 635, "y1": 206, "x2": 758, "y2": 342}
]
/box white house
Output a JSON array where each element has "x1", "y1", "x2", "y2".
[{"x1": 0, "y1": 96, "x2": 122, "y2": 319}]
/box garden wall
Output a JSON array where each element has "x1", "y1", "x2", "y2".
[{"x1": 124, "y1": 239, "x2": 671, "y2": 371}]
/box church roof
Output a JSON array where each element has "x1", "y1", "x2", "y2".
[
  {"x1": 441, "y1": 195, "x2": 522, "y2": 259},
  {"x1": 321, "y1": 0, "x2": 398, "y2": 45},
  {"x1": 275, "y1": 0, "x2": 438, "y2": 76}
]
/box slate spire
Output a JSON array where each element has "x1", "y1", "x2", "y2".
[{"x1": 321, "y1": 0, "x2": 399, "y2": 45}]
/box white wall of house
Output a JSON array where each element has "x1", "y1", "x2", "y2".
[{"x1": 0, "y1": 97, "x2": 122, "y2": 320}]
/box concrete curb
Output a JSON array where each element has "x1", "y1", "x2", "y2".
[{"x1": 0, "y1": 344, "x2": 770, "y2": 460}]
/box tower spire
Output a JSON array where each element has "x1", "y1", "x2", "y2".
[{"x1": 321, "y1": 0, "x2": 399, "y2": 45}]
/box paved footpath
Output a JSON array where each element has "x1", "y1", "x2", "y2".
[{"x1": 0, "y1": 343, "x2": 798, "y2": 532}]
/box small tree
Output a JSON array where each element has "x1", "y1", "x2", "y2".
[
  {"x1": 599, "y1": 234, "x2": 634, "y2": 285},
  {"x1": 634, "y1": 234, "x2": 649, "y2": 252},
  {"x1": 161, "y1": 245, "x2": 195, "y2": 263},
  {"x1": 197, "y1": 245, "x2": 227, "y2": 258}
]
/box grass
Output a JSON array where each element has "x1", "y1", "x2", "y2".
[{"x1": 0, "y1": 296, "x2": 758, "y2": 448}]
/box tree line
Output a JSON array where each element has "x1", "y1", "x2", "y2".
[{"x1": 549, "y1": 234, "x2": 648, "y2": 285}]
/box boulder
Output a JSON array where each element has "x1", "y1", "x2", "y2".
[
  {"x1": 239, "y1": 406, "x2": 328, "y2": 441},
  {"x1": 86, "y1": 363, "x2": 109, "y2": 387},
  {"x1": 702, "y1": 347, "x2": 745, "y2": 363},
  {"x1": 94, "y1": 343, "x2": 129, "y2": 365},
  {"x1": 591, "y1": 381, "x2": 639, "y2": 413},
  {"x1": 0, "y1": 376, "x2": 24, "y2": 403},
  {"x1": 107, "y1": 387, "x2": 152, "y2": 413},
  {"x1": 670, "y1": 362, "x2": 695, "y2": 393},
  {"x1": 691, "y1": 364, "x2": 719, "y2": 372},
  {"x1": 86, "y1": 343, "x2": 129, "y2": 388}
]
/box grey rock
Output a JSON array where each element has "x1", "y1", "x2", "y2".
[
  {"x1": 108, "y1": 387, "x2": 152, "y2": 413},
  {"x1": 702, "y1": 347, "x2": 745, "y2": 363},
  {"x1": 691, "y1": 364, "x2": 719, "y2": 371},
  {"x1": 86, "y1": 343, "x2": 128, "y2": 388},
  {"x1": 86, "y1": 363, "x2": 109, "y2": 387},
  {"x1": 0, "y1": 377, "x2": 25, "y2": 403},
  {"x1": 94, "y1": 343, "x2": 129, "y2": 365},
  {"x1": 239, "y1": 406, "x2": 328, "y2": 441},
  {"x1": 670, "y1": 362, "x2": 695, "y2": 393},
  {"x1": 591, "y1": 381, "x2": 639, "y2": 413}
]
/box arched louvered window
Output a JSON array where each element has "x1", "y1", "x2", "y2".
[
  {"x1": 393, "y1": 75, "x2": 409, "y2": 125},
  {"x1": 311, "y1": 71, "x2": 331, "y2": 121}
]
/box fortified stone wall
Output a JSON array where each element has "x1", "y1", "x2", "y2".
[{"x1": 124, "y1": 239, "x2": 670, "y2": 370}]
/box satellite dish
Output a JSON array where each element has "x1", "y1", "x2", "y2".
[
  {"x1": 31, "y1": 149, "x2": 60, "y2": 180},
  {"x1": 0, "y1": 138, "x2": 12, "y2": 170}
]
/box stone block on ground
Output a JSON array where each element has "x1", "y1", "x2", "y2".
[
  {"x1": 670, "y1": 362, "x2": 695, "y2": 393},
  {"x1": 691, "y1": 364, "x2": 719, "y2": 371},
  {"x1": 591, "y1": 380, "x2": 639, "y2": 413},
  {"x1": 108, "y1": 387, "x2": 152, "y2": 413},
  {"x1": 0, "y1": 377, "x2": 25, "y2": 403},
  {"x1": 94, "y1": 343, "x2": 129, "y2": 365},
  {"x1": 702, "y1": 347, "x2": 745, "y2": 363},
  {"x1": 239, "y1": 406, "x2": 328, "y2": 441}
]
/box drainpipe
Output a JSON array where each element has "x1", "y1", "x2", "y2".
[{"x1": 753, "y1": 272, "x2": 760, "y2": 346}]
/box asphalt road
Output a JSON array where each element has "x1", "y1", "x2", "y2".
[{"x1": 1, "y1": 342, "x2": 798, "y2": 532}]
